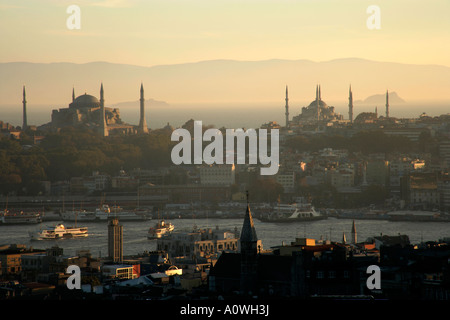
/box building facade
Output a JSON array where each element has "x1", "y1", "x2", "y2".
[{"x1": 108, "y1": 218, "x2": 123, "y2": 263}]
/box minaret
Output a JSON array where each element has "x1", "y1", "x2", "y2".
[
  {"x1": 285, "y1": 85, "x2": 289, "y2": 128},
  {"x1": 100, "y1": 83, "x2": 108, "y2": 137},
  {"x1": 351, "y1": 220, "x2": 357, "y2": 244},
  {"x1": 22, "y1": 86, "x2": 27, "y2": 130},
  {"x1": 240, "y1": 191, "x2": 258, "y2": 294},
  {"x1": 72, "y1": 87, "x2": 75, "y2": 102},
  {"x1": 348, "y1": 85, "x2": 353, "y2": 123},
  {"x1": 138, "y1": 83, "x2": 149, "y2": 133},
  {"x1": 100, "y1": 83, "x2": 104, "y2": 107},
  {"x1": 385, "y1": 90, "x2": 389, "y2": 118},
  {"x1": 318, "y1": 84, "x2": 321, "y2": 101},
  {"x1": 316, "y1": 85, "x2": 320, "y2": 130}
]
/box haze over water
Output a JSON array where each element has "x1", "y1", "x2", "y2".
[{"x1": 1, "y1": 101, "x2": 449, "y2": 130}]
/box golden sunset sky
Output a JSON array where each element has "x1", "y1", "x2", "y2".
[{"x1": 1, "y1": 0, "x2": 450, "y2": 68}]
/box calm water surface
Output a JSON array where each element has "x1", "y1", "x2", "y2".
[{"x1": 1, "y1": 218, "x2": 449, "y2": 257}]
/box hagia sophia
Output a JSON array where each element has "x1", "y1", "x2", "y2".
[{"x1": 28, "y1": 83, "x2": 149, "y2": 136}]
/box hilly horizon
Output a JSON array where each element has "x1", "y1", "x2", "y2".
[
  {"x1": 1, "y1": 58, "x2": 450, "y2": 129},
  {"x1": 1, "y1": 58, "x2": 450, "y2": 106},
  {"x1": 355, "y1": 91, "x2": 406, "y2": 104}
]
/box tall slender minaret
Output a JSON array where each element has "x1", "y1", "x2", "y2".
[
  {"x1": 240, "y1": 191, "x2": 258, "y2": 294},
  {"x1": 100, "y1": 83, "x2": 108, "y2": 137},
  {"x1": 284, "y1": 85, "x2": 289, "y2": 128},
  {"x1": 72, "y1": 87, "x2": 75, "y2": 102},
  {"x1": 138, "y1": 83, "x2": 149, "y2": 134},
  {"x1": 348, "y1": 85, "x2": 353, "y2": 123},
  {"x1": 385, "y1": 90, "x2": 389, "y2": 118},
  {"x1": 316, "y1": 85, "x2": 320, "y2": 129},
  {"x1": 22, "y1": 86, "x2": 27, "y2": 130}
]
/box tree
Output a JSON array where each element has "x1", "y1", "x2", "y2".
[{"x1": 248, "y1": 178, "x2": 284, "y2": 202}]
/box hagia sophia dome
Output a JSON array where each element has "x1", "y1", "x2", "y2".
[{"x1": 69, "y1": 93, "x2": 101, "y2": 109}]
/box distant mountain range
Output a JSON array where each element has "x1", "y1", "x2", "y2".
[{"x1": 1, "y1": 58, "x2": 450, "y2": 107}]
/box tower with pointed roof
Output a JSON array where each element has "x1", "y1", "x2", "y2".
[
  {"x1": 22, "y1": 86, "x2": 27, "y2": 130},
  {"x1": 138, "y1": 83, "x2": 149, "y2": 134},
  {"x1": 240, "y1": 191, "x2": 259, "y2": 294}
]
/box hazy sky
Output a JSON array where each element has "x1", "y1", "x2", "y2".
[{"x1": 1, "y1": 0, "x2": 450, "y2": 67}]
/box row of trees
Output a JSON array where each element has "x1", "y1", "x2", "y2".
[
  {"x1": 0, "y1": 127, "x2": 173, "y2": 196},
  {"x1": 284, "y1": 130, "x2": 438, "y2": 155}
]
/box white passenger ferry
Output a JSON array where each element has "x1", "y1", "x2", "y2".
[
  {"x1": 29, "y1": 223, "x2": 88, "y2": 240},
  {"x1": 148, "y1": 220, "x2": 175, "y2": 239}
]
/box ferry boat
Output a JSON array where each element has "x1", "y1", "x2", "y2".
[
  {"x1": 29, "y1": 223, "x2": 88, "y2": 240},
  {"x1": 61, "y1": 205, "x2": 152, "y2": 222},
  {"x1": 148, "y1": 220, "x2": 175, "y2": 239},
  {"x1": 387, "y1": 210, "x2": 450, "y2": 222},
  {"x1": 95, "y1": 204, "x2": 152, "y2": 221},
  {"x1": 0, "y1": 210, "x2": 42, "y2": 225},
  {"x1": 257, "y1": 201, "x2": 326, "y2": 223},
  {"x1": 60, "y1": 209, "x2": 94, "y2": 222}
]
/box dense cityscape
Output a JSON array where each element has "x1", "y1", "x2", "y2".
[
  {"x1": 2, "y1": 2, "x2": 450, "y2": 319},
  {"x1": 0, "y1": 82, "x2": 449, "y2": 305}
]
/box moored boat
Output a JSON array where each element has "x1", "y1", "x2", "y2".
[
  {"x1": 257, "y1": 201, "x2": 326, "y2": 222},
  {"x1": 0, "y1": 210, "x2": 42, "y2": 225},
  {"x1": 60, "y1": 209, "x2": 95, "y2": 222},
  {"x1": 61, "y1": 204, "x2": 152, "y2": 222},
  {"x1": 96, "y1": 204, "x2": 152, "y2": 221},
  {"x1": 387, "y1": 210, "x2": 450, "y2": 222}
]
